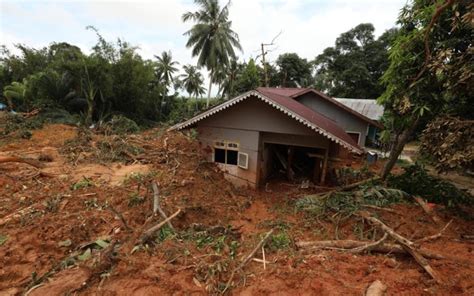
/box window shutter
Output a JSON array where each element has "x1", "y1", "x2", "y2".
[{"x1": 237, "y1": 152, "x2": 249, "y2": 169}]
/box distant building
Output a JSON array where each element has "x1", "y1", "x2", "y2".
[
  {"x1": 334, "y1": 98, "x2": 384, "y2": 145},
  {"x1": 170, "y1": 88, "x2": 382, "y2": 188}
]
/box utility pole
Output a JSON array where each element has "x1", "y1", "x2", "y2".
[
  {"x1": 258, "y1": 31, "x2": 282, "y2": 87},
  {"x1": 261, "y1": 43, "x2": 269, "y2": 87}
]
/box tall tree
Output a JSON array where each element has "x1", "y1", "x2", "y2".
[
  {"x1": 378, "y1": 0, "x2": 472, "y2": 179},
  {"x1": 180, "y1": 64, "x2": 206, "y2": 110},
  {"x1": 182, "y1": 0, "x2": 242, "y2": 107},
  {"x1": 276, "y1": 53, "x2": 313, "y2": 87},
  {"x1": 235, "y1": 58, "x2": 260, "y2": 94},
  {"x1": 217, "y1": 59, "x2": 241, "y2": 99},
  {"x1": 155, "y1": 51, "x2": 179, "y2": 113},
  {"x1": 313, "y1": 24, "x2": 397, "y2": 99}
]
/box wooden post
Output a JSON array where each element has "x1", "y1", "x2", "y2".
[
  {"x1": 287, "y1": 146, "x2": 294, "y2": 181},
  {"x1": 313, "y1": 158, "x2": 321, "y2": 183},
  {"x1": 320, "y1": 148, "x2": 329, "y2": 184}
]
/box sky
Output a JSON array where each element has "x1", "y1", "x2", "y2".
[{"x1": 0, "y1": 0, "x2": 408, "y2": 90}]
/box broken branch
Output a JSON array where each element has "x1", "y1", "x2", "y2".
[
  {"x1": 296, "y1": 239, "x2": 443, "y2": 259},
  {"x1": 359, "y1": 211, "x2": 443, "y2": 284},
  {"x1": 139, "y1": 209, "x2": 181, "y2": 244},
  {"x1": 108, "y1": 204, "x2": 132, "y2": 232},
  {"x1": 413, "y1": 196, "x2": 441, "y2": 224},
  {"x1": 151, "y1": 182, "x2": 175, "y2": 231},
  {"x1": 0, "y1": 156, "x2": 45, "y2": 168},
  {"x1": 416, "y1": 219, "x2": 453, "y2": 243},
  {"x1": 222, "y1": 229, "x2": 274, "y2": 294}
]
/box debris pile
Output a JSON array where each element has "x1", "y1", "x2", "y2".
[{"x1": 0, "y1": 120, "x2": 473, "y2": 295}]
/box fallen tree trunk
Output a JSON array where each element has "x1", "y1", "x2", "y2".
[
  {"x1": 296, "y1": 239, "x2": 444, "y2": 259},
  {"x1": 0, "y1": 156, "x2": 45, "y2": 168},
  {"x1": 359, "y1": 211, "x2": 443, "y2": 284}
]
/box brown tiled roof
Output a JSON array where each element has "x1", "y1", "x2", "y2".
[
  {"x1": 169, "y1": 90, "x2": 363, "y2": 154},
  {"x1": 256, "y1": 87, "x2": 310, "y2": 97},
  {"x1": 256, "y1": 88, "x2": 361, "y2": 151}
]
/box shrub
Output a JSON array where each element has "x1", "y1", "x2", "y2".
[
  {"x1": 387, "y1": 163, "x2": 473, "y2": 208},
  {"x1": 102, "y1": 115, "x2": 139, "y2": 135}
]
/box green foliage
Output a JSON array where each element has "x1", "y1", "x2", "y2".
[
  {"x1": 155, "y1": 225, "x2": 175, "y2": 243},
  {"x1": 268, "y1": 232, "x2": 291, "y2": 250},
  {"x1": 420, "y1": 116, "x2": 473, "y2": 173},
  {"x1": 0, "y1": 234, "x2": 8, "y2": 246},
  {"x1": 182, "y1": 0, "x2": 242, "y2": 104},
  {"x1": 179, "y1": 64, "x2": 206, "y2": 110},
  {"x1": 1, "y1": 113, "x2": 44, "y2": 140},
  {"x1": 314, "y1": 23, "x2": 397, "y2": 99},
  {"x1": 95, "y1": 137, "x2": 143, "y2": 163},
  {"x1": 71, "y1": 177, "x2": 94, "y2": 190},
  {"x1": 296, "y1": 186, "x2": 408, "y2": 217},
  {"x1": 102, "y1": 115, "x2": 140, "y2": 135},
  {"x1": 128, "y1": 192, "x2": 145, "y2": 207},
  {"x1": 0, "y1": 29, "x2": 183, "y2": 125},
  {"x1": 387, "y1": 163, "x2": 473, "y2": 209},
  {"x1": 376, "y1": 0, "x2": 473, "y2": 178},
  {"x1": 276, "y1": 53, "x2": 313, "y2": 87},
  {"x1": 234, "y1": 59, "x2": 260, "y2": 93}
]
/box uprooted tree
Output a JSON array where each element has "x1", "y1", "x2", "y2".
[{"x1": 378, "y1": 0, "x2": 473, "y2": 179}]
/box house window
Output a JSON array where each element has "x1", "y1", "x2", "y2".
[
  {"x1": 214, "y1": 148, "x2": 226, "y2": 163},
  {"x1": 214, "y1": 141, "x2": 239, "y2": 165}
]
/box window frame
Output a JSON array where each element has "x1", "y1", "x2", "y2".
[{"x1": 213, "y1": 140, "x2": 240, "y2": 166}]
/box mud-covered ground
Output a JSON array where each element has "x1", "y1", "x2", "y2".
[{"x1": 0, "y1": 124, "x2": 473, "y2": 295}]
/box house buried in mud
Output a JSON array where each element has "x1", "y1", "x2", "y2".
[{"x1": 170, "y1": 87, "x2": 382, "y2": 188}]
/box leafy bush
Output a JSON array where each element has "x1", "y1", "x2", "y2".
[
  {"x1": 387, "y1": 163, "x2": 473, "y2": 208},
  {"x1": 1, "y1": 113, "x2": 43, "y2": 136},
  {"x1": 102, "y1": 115, "x2": 139, "y2": 135},
  {"x1": 95, "y1": 136, "x2": 143, "y2": 163},
  {"x1": 268, "y1": 232, "x2": 291, "y2": 250}
]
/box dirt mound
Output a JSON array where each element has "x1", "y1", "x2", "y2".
[{"x1": 0, "y1": 124, "x2": 473, "y2": 295}]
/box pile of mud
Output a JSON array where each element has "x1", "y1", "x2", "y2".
[{"x1": 0, "y1": 124, "x2": 473, "y2": 295}]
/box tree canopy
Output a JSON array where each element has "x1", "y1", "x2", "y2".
[
  {"x1": 313, "y1": 23, "x2": 398, "y2": 99},
  {"x1": 378, "y1": 0, "x2": 473, "y2": 178}
]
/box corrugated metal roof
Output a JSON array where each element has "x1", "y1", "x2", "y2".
[
  {"x1": 169, "y1": 89, "x2": 363, "y2": 154},
  {"x1": 334, "y1": 98, "x2": 384, "y2": 120}
]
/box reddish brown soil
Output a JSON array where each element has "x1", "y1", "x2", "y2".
[{"x1": 0, "y1": 124, "x2": 473, "y2": 295}]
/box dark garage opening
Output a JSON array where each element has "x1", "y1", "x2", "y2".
[{"x1": 262, "y1": 143, "x2": 325, "y2": 183}]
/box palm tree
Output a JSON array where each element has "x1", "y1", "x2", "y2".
[
  {"x1": 217, "y1": 59, "x2": 241, "y2": 99},
  {"x1": 3, "y1": 81, "x2": 27, "y2": 110},
  {"x1": 155, "y1": 51, "x2": 179, "y2": 113},
  {"x1": 182, "y1": 0, "x2": 242, "y2": 108},
  {"x1": 180, "y1": 64, "x2": 206, "y2": 111}
]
